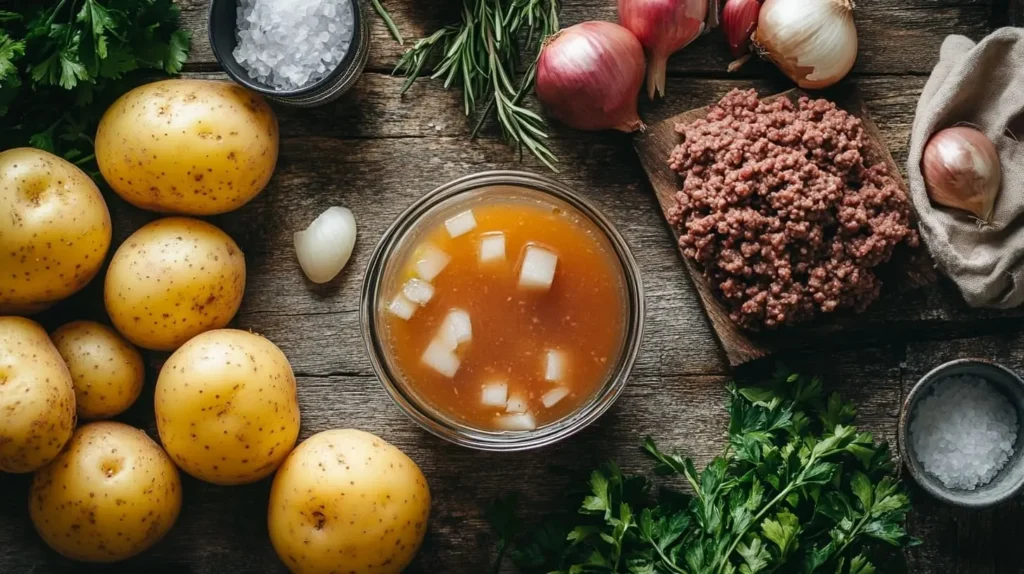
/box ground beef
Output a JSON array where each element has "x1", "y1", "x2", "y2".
[{"x1": 667, "y1": 89, "x2": 920, "y2": 331}]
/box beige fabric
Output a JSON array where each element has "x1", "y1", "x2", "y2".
[{"x1": 907, "y1": 27, "x2": 1024, "y2": 308}]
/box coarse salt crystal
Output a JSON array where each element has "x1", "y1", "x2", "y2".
[
  {"x1": 232, "y1": 0, "x2": 355, "y2": 91},
  {"x1": 909, "y1": 374, "x2": 1018, "y2": 491}
]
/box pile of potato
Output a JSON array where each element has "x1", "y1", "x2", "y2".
[{"x1": 0, "y1": 79, "x2": 430, "y2": 573}]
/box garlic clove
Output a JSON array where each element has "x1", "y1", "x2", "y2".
[{"x1": 294, "y1": 206, "x2": 357, "y2": 284}]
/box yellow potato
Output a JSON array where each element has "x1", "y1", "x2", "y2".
[
  {"x1": 155, "y1": 329, "x2": 300, "y2": 485},
  {"x1": 104, "y1": 217, "x2": 246, "y2": 351},
  {"x1": 95, "y1": 79, "x2": 279, "y2": 215},
  {"x1": 51, "y1": 320, "x2": 145, "y2": 420},
  {"x1": 268, "y1": 429, "x2": 431, "y2": 574},
  {"x1": 0, "y1": 148, "x2": 112, "y2": 314},
  {"x1": 30, "y1": 421, "x2": 181, "y2": 563},
  {"x1": 0, "y1": 316, "x2": 76, "y2": 473}
]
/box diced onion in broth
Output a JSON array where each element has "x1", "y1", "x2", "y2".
[
  {"x1": 518, "y1": 245, "x2": 558, "y2": 291},
  {"x1": 479, "y1": 232, "x2": 506, "y2": 263},
  {"x1": 545, "y1": 350, "x2": 567, "y2": 382},
  {"x1": 542, "y1": 387, "x2": 570, "y2": 408},
  {"x1": 414, "y1": 244, "x2": 451, "y2": 281},
  {"x1": 495, "y1": 413, "x2": 537, "y2": 431},
  {"x1": 439, "y1": 308, "x2": 472, "y2": 349},
  {"x1": 421, "y1": 339, "x2": 460, "y2": 378},
  {"x1": 481, "y1": 381, "x2": 508, "y2": 407},
  {"x1": 445, "y1": 210, "x2": 477, "y2": 238},
  {"x1": 387, "y1": 294, "x2": 417, "y2": 320},
  {"x1": 403, "y1": 278, "x2": 435, "y2": 305},
  {"x1": 506, "y1": 392, "x2": 528, "y2": 414}
]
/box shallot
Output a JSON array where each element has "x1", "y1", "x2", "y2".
[
  {"x1": 922, "y1": 126, "x2": 1002, "y2": 222},
  {"x1": 535, "y1": 21, "x2": 646, "y2": 133},
  {"x1": 752, "y1": 0, "x2": 857, "y2": 89},
  {"x1": 618, "y1": 0, "x2": 707, "y2": 99},
  {"x1": 722, "y1": 0, "x2": 761, "y2": 71},
  {"x1": 294, "y1": 206, "x2": 357, "y2": 284}
]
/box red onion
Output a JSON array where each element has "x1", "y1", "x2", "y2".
[
  {"x1": 618, "y1": 0, "x2": 707, "y2": 99},
  {"x1": 535, "y1": 21, "x2": 646, "y2": 133},
  {"x1": 722, "y1": 0, "x2": 761, "y2": 71},
  {"x1": 922, "y1": 126, "x2": 1002, "y2": 222}
]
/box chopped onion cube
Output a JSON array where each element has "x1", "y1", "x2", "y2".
[
  {"x1": 439, "y1": 308, "x2": 472, "y2": 349},
  {"x1": 479, "y1": 232, "x2": 506, "y2": 263},
  {"x1": 480, "y1": 381, "x2": 508, "y2": 407},
  {"x1": 421, "y1": 339, "x2": 460, "y2": 378},
  {"x1": 402, "y1": 278, "x2": 435, "y2": 306},
  {"x1": 542, "y1": 387, "x2": 570, "y2": 408},
  {"x1": 387, "y1": 294, "x2": 417, "y2": 320},
  {"x1": 445, "y1": 210, "x2": 477, "y2": 238},
  {"x1": 545, "y1": 350, "x2": 567, "y2": 382},
  {"x1": 495, "y1": 413, "x2": 537, "y2": 431},
  {"x1": 519, "y1": 245, "x2": 558, "y2": 291},
  {"x1": 414, "y1": 244, "x2": 451, "y2": 281},
  {"x1": 505, "y1": 392, "x2": 528, "y2": 414}
]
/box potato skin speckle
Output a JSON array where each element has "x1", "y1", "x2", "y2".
[
  {"x1": 0, "y1": 316, "x2": 76, "y2": 473},
  {"x1": 103, "y1": 217, "x2": 246, "y2": 351},
  {"x1": 29, "y1": 421, "x2": 182, "y2": 563},
  {"x1": 94, "y1": 79, "x2": 279, "y2": 215},
  {"x1": 0, "y1": 148, "x2": 112, "y2": 314},
  {"x1": 268, "y1": 429, "x2": 432, "y2": 574},
  {"x1": 51, "y1": 320, "x2": 145, "y2": 420},
  {"x1": 155, "y1": 329, "x2": 300, "y2": 485}
]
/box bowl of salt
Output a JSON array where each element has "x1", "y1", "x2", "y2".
[
  {"x1": 899, "y1": 358, "x2": 1024, "y2": 508},
  {"x1": 208, "y1": 0, "x2": 369, "y2": 107}
]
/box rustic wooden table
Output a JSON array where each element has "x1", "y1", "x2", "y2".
[{"x1": 3, "y1": 1, "x2": 1024, "y2": 572}]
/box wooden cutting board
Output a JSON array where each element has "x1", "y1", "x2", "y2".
[{"x1": 634, "y1": 88, "x2": 935, "y2": 367}]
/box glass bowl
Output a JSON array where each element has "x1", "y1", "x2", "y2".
[{"x1": 360, "y1": 171, "x2": 645, "y2": 451}]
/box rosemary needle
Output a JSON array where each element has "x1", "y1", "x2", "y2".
[
  {"x1": 371, "y1": 0, "x2": 404, "y2": 45},
  {"x1": 393, "y1": 0, "x2": 560, "y2": 171}
]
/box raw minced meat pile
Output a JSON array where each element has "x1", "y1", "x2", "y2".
[{"x1": 667, "y1": 89, "x2": 920, "y2": 330}]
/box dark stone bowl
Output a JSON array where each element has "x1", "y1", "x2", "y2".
[
  {"x1": 898, "y1": 358, "x2": 1024, "y2": 508},
  {"x1": 207, "y1": 0, "x2": 369, "y2": 107}
]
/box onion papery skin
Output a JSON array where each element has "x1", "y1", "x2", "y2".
[
  {"x1": 618, "y1": 0, "x2": 707, "y2": 99},
  {"x1": 922, "y1": 126, "x2": 1001, "y2": 222},
  {"x1": 752, "y1": 0, "x2": 857, "y2": 90},
  {"x1": 536, "y1": 21, "x2": 646, "y2": 133}
]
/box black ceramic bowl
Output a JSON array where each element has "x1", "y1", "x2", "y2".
[
  {"x1": 208, "y1": 0, "x2": 369, "y2": 107},
  {"x1": 898, "y1": 358, "x2": 1024, "y2": 508}
]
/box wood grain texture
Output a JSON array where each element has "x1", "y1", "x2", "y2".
[{"x1": 2, "y1": 1, "x2": 1024, "y2": 573}]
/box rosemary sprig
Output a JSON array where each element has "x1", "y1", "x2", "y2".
[{"x1": 394, "y1": 0, "x2": 560, "y2": 171}]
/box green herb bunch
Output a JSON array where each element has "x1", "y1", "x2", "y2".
[
  {"x1": 490, "y1": 368, "x2": 918, "y2": 574},
  {"x1": 392, "y1": 0, "x2": 560, "y2": 171},
  {"x1": 0, "y1": 0, "x2": 191, "y2": 174}
]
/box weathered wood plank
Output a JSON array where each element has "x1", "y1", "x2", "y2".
[
  {"x1": 0, "y1": 348, "x2": 906, "y2": 573},
  {"x1": 177, "y1": 0, "x2": 998, "y2": 76}
]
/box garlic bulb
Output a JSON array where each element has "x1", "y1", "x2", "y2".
[
  {"x1": 294, "y1": 206, "x2": 357, "y2": 284},
  {"x1": 753, "y1": 0, "x2": 858, "y2": 89}
]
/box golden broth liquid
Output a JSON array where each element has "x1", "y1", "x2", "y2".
[{"x1": 383, "y1": 199, "x2": 627, "y2": 431}]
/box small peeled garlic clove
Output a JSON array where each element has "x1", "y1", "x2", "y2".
[{"x1": 294, "y1": 207, "x2": 357, "y2": 284}]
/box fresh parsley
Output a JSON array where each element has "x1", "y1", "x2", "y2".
[
  {"x1": 490, "y1": 367, "x2": 919, "y2": 573},
  {"x1": 0, "y1": 0, "x2": 191, "y2": 176}
]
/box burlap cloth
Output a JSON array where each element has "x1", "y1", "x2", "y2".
[{"x1": 907, "y1": 27, "x2": 1024, "y2": 308}]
